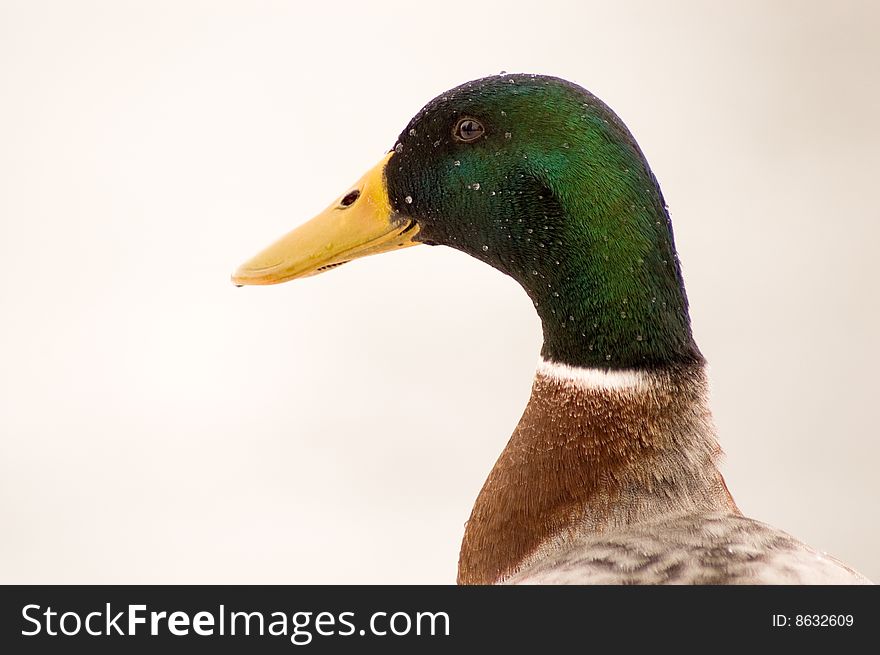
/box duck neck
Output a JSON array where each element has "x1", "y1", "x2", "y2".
[
  {"x1": 533, "y1": 250, "x2": 703, "y2": 369},
  {"x1": 457, "y1": 359, "x2": 738, "y2": 585}
]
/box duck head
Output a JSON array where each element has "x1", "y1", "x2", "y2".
[{"x1": 233, "y1": 74, "x2": 701, "y2": 370}]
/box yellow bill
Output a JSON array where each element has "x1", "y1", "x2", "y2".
[{"x1": 232, "y1": 152, "x2": 419, "y2": 286}]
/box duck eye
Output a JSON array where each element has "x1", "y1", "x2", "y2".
[
  {"x1": 454, "y1": 118, "x2": 485, "y2": 143},
  {"x1": 340, "y1": 189, "x2": 360, "y2": 207}
]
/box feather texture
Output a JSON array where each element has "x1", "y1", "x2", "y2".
[{"x1": 507, "y1": 512, "x2": 870, "y2": 584}]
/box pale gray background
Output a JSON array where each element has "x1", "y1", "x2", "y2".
[{"x1": 1, "y1": 0, "x2": 877, "y2": 583}]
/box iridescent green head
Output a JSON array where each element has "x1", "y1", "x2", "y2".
[
  {"x1": 385, "y1": 74, "x2": 700, "y2": 368},
  {"x1": 234, "y1": 74, "x2": 702, "y2": 370}
]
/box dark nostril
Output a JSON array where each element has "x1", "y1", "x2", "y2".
[{"x1": 340, "y1": 189, "x2": 360, "y2": 207}]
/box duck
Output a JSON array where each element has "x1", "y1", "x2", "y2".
[{"x1": 232, "y1": 73, "x2": 870, "y2": 585}]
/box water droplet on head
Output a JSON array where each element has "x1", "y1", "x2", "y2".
[
  {"x1": 453, "y1": 160, "x2": 461, "y2": 166},
  {"x1": 531, "y1": 270, "x2": 538, "y2": 276},
  {"x1": 394, "y1": 143, "x2": 404, "y2": 154},
  {"x1": 404, "y1": 195, "x2": 413, "y2": 204},
  {"x1": 562, "y1": 142, "x2": 570, "y2": 149},
  {"x1": 471, "y1": 182, "x2": 480, "y2": 190},
  {"x1": 505, "y1": 132, "x2": 512, "y2": 139},
  {"x1": 408, "y1": 128, "x2": 417, "y2": 137},
  {"x1": 481, "y1": 244, "x2": 488, "y2": 252},
  {"x1": 605, "y1": 354, "x2": 612, "y2": 361}
]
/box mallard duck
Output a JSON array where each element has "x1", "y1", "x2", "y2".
[{"x1": 232, "y1": 74, "x2": 870, "y2": 585}]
